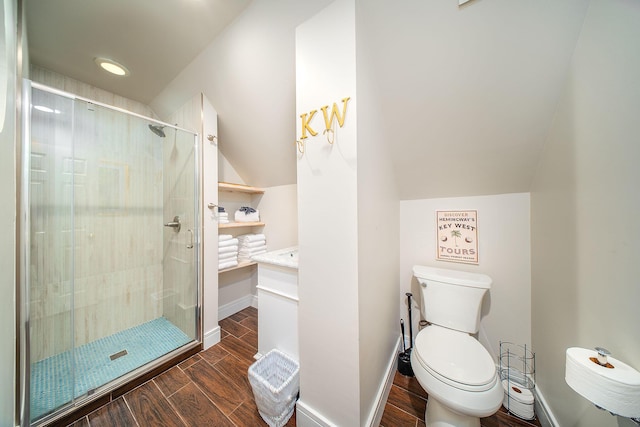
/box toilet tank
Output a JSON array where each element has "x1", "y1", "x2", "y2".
[{"x1": 413, "y1": 265, "x2": 492, "y2": 334}]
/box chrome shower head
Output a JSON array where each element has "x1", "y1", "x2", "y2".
[{"x1": 148, "y1": 124, "x2": 166, "y2": 138}]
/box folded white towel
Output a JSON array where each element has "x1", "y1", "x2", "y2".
[
  {"x1": 219, "y1": 234, "x2": 234, "y2": 242},
  {"x1": 218, "y1": 260, "x2": 238, "y2": 270},
  {"x1": 240, "y1": 240, "x2": 266, "y2": 249},
  {"x1": 237, "y1": 233, "x2": 266, "y2": 243},
  {"x1": 219, "y1": 245, "x2": 239, "y2": 255},
  {"x1": 239, "y1": 243, "x2": 266, "y2": 250},
  {"x1": 239, "y1": 246, "x2": 267, "y2": 255},
  {"x1": 218, "y1": 251, "x2": 237, "y2": 261},
  {"x1": 238, "y1": 249, "x2": 267, "y2": 258},
  {"x1": 238, "y1": 250, "x2": 267, "y2": 262},
  {"x1": 235, "y1": 209, "x2": 260, "y2": 222},
  {"x1": 218, "y1": 238, "x2": 239, "y2": 248},
  {"x1": 218, "y1": 213, "x2": 229, "y2": 218},
  {"x1": 219, "y1": 219, "x2": 229, "y2": 224}
]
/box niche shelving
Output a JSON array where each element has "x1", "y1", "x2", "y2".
[{"x1": 218, "y1": 182, "x2": 265, "y2": 273}]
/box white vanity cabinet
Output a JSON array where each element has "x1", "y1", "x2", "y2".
[{"x1": 253, "y1": 248, "x2": 299, "y2": 362}]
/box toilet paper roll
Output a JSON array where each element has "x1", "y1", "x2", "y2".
[
  {"x1": 502, "y1": 379, "x2": 535, "y2": 420},
  {"x1": 565, "y1": 347, "x2": 640, "y2": 418},
  {"x1": 502, "y1": 379, "x2": 534, "y2": 405}
]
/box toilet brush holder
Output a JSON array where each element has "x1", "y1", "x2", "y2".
[
  {"x1": 398, "y1": 318, "x2": 414, "y2": 376},
  {"x1": 398, "y1": 349, "x2": 414, "y2": 377}
]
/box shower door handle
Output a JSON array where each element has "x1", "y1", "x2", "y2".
[
  {"x1": 187, "y1": 229, "x2": 194, "y2": 249},
  {"x1": 164, "y1": 216, "x2": 181, "y2": 232}
]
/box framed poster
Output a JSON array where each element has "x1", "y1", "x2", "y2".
[{"x1": 436, "y1": 210, "x2": 478, "y2": 264}]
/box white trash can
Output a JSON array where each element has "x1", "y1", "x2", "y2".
[{"x1": 248, "y1": 349, "x2": 300, "y2": 427}]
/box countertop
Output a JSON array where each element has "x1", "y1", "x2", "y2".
[{"x1": 252, "y1": 246, "x2": 299, "y2": 269}]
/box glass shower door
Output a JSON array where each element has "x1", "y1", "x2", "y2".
[
  {"x1": 28, "y1": 85, "x2": 76, "y2": 422},
  {"x1": 27, "y1": 83, "x2": 199, "y2": 424},
  {"x1": 161, "y1": 125, "x2": 199, "y2": 343}
]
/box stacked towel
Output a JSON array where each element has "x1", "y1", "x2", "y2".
[
  {"x1": 237, "y1": 233, "x2": 267, "y2": 262},
  {"x1": 234, "y1": 206, "x2": 260, "y2": 223},
  {"x1": 218, "y1": 234, "x2": 238, "y2": 270},
  {"x1": 218, "y1": 206, "x2": 229, "y2": 224}
]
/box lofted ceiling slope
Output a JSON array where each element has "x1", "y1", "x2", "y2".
[
  {"x1": 27, "y1": 0, "x2": 592, "y2": 200},
  {"x1": 26, "y1": 0, "x2": 251, "y2": 104},
  {"x1": 150, "y1": 0, "x2": 334, "y2": 188},
  {"x1": 153, "y1": 0, "x2": 591, "y2": 198},
  {"x1": 357, "y1": 0, "x2": 590, "y2": 200}
]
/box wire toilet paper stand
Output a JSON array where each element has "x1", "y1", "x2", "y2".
[{"x1": 499, "y1": 341, "x2": 536, "y2": 421}]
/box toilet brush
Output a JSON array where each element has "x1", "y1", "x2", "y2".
[{"x1": 406, "y1": 293, "x2": 413, "y2": 351}]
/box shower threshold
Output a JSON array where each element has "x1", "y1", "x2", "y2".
[{"x1": 30, "y1": 317, "x2": 191, "y2": 421}]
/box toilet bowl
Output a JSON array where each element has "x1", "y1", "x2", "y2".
[
  {"x1": 410, "y1": 265, "x2": 502, "y2": 426},
  {"x1": 411, "y1": 325, "x2": 503, "y2": 427}
]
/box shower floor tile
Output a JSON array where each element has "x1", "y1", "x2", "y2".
[{"x1": 30, "y1": 317, "x2": 191, "y2": 421}]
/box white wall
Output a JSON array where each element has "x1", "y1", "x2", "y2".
[
  {"x1": 296, "y1": 0, "x2": 360, "y2": 425},
  {"x1": 151, "y1": 0, "x2": 332, "y2": 188},
  {"x1": 400, "y1": 193, "x2": 531, "y2": 360},
  {"x1": 260, "y1": 184, "x2": 298, "y2": 251},
  {"x1": 218, "y1": 151, "x2": 244, "y2": 185},
  {"x1": 1, "y1": 0, "x2": 17, "y2": 424},
  {"x1": 296, "y1": 1, "x2": 400, "y2": 425},
  {"x1": 531, "y1": 1, "x2": 640, "y2": 426},
  {"x1": 353, "y1": 0, "x2": 590, "y2": 201},
  {"x1": 355, "y1": 1, "x2": 401, "y2": 423}
]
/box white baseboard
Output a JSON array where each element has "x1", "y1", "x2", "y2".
[
  {"x1": 296, "y1": 338, "x2": 399, "y2": 427},
  {"x1": 534, "y1": 385, "x2": 558, "y2": 427},
  {"x1": 296, "y1": 400, "x2": 336, "y2": 427},
  {"x1": 365, "y1": 337, "x2": 399, "y2": 427},
  {"x1": 218, "y1": 294, "x2": 257, "y2": 320},
  {"x1": 203, "y1": 325, "x2": 220, "y2": 350}
]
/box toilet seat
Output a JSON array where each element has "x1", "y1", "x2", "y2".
[{"x1": 414, "y1": 325, "x2": 496, "y2": 392}]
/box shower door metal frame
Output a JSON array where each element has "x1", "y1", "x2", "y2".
[{"x1": 18, "y1": 80, "x2": 203, "y2": 427}]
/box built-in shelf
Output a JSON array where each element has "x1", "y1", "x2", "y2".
[
  {"x1": 218, "y1": 182, "x2": 265, "y2": 274},
  {"x1": 219, "y1": 261, "x2": 257, "y2": 273},
  {"x1": 218, "y1": 182, "x2": 264, "y2": 194},
  {"x1": 219, "y1": 221, "x2": 265, "y2": 229}
]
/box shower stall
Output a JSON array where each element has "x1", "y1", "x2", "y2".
[{"x1": 20, "y1": 81, "x2": 201, "y2": 425}]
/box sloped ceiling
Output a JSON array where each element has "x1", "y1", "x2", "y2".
[
  {"x1": 151, "y1": 0, "x2": 334, "y2": 188},
  {"x1": 27, "y1": 0, "x2": 592, "y2": 199},
  {"x1": 153, "y1": 0, "x2": 590, "y2": 198},
  {"x1": 358, "y1": 0, "x2": 590, "y2": 199},
  {"x1": 26, "y1": 0, "x2": 251, "y2": 104}
]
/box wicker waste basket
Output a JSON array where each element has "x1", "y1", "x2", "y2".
[{"x1": 248, "y1": 349, "x2": 300, "y2": 427}]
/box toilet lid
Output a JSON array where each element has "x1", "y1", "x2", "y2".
[{"x1": 414, "y1": 326, "x2": 496, "y2": 390}]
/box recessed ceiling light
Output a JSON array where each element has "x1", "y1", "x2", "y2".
[{"x1": 94, "y1": 57, "x2": 129, "y2": 76}]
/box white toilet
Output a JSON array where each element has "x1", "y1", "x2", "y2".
[{"x1": 410, "y1": 265, "x2": 503, "y2": 427}]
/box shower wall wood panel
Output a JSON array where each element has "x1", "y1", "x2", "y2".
[{"x1": 29, "y1": 68, "x2": 165, "y2": 362}]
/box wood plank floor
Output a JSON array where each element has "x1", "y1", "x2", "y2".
[
  {"x1": 64, "y1": 307, "x2": 541, "y2": 427},
  {"x1": 65, "y1": 307, "x2": 293, "y2": 427},
  {"x1": 380, "y1": 369, "x2": 542, "y2": 427}
]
